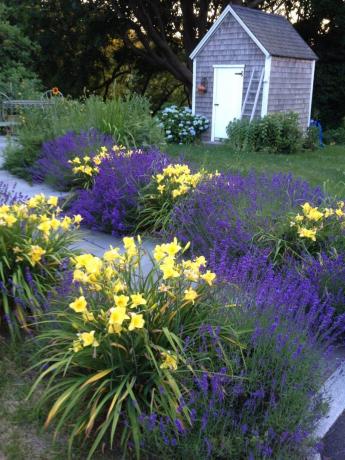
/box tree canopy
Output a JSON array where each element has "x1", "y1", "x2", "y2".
[
  {"x1": 0, "y1": 3, "x2": 41, "y2": 97},
  {"x1": 3, "y1": 0, "x2": 345, "y2": 126}
]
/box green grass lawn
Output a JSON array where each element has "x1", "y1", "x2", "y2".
[{"x1": 166, "y1": 143, "x2": 345, "y2": 198}]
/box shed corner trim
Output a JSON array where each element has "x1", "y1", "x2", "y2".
[
  {"x1": 261, "y1": 56, "x2": 272, "y2": 117},
  {"x1": 192, "y1": 58, "x2": 197, "y2": 115}
]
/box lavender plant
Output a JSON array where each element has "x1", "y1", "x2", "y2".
[
  {"x1": 167, "y1": 172, "x2": 323, "y2": 266},
  {"x1": 0, "y1": 181, "x2": 27, "y2": 206},
  {"x1": 30, "y1": 130, "x2": 115, "y2": 190},
  {"x1": 302, "y1": 252, "x2": 345, "y2": 316},
  {"x1": 139, "y1": 246, "x2": 345, "y2": 459},
  {"x1": 69, "y1": 148, "x2": 169, "y2": 235},
  {"x1": 140, "y1": 295, "x2": 332, "y2": 459}
]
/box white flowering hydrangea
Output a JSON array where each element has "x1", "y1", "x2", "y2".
[{"x1": 157, "y1": 106, "x2": 209, "y2": 144}]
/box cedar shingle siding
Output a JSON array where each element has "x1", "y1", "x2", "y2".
[
  {"x1": 191, "y1": 5, "x2": 317, "y2": 142},
  {"x1": 195, "y1": 14, "x2": 265, "y2": 141},
  {"x1": 268, "y1": 57, "x2": 313, "y2": 130}
]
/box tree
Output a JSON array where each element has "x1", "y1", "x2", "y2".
[
  {"x1": 5, "y1": 0, "x2": 345, "y2": 126},
  {"x1": 0, "y1": 2, "x2": 41, "y2": 97},
  {"x1": 91, "y1": 0, "x2": 276, "y2": 95},
  {"x1": 292, "y1": 0, "x2": 345, "y2": 127}
]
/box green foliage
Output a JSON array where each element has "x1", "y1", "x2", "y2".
[
  {"x1": 136, "y1": 164, "x2": 208, "y2": 234},
  {"x1": 0, "y1": 194, "x2": 80, "y2": 339},
  {"x1": 157, "y1": 106, "x2": 209, "y2": 144},
  {"x1": 3, "y1": 0, "x2": 345, "y2": 127},
  {"x1": 303, "y1": 126, "x2": 320, "y2": 151},
  {"x1": 29, "y1": 238, "x2": 238, "y2": 458},
  {"x1": 141, "y1": 301, "x2": 325, "y2": 460},
  {"x1": 226, "y1": 113, "x2": 303, "y2": 154},
  {"x1": 324, "y1": 118, "x2": 345, "y2": 145},
  {"x1": 3, "y1": 94, "x2": 164, "y2": 178},
  {"x1": 0, "y1": 3, "x2": 41, "y2": 98},
  {"x1": 255, "y1": 201, "x2": 345, "y2": 263}
]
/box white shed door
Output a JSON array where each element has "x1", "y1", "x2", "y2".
[{"x1": 212, "y1": 66, "x2": 244, "y2": 140}]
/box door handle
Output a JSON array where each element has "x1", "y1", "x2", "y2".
[
  {"x1": 214, "y1": 103, "x2": 219, "y2": 106},
  {"x1": 235, "y1": 71, "x2": 244, "y2": 76}
]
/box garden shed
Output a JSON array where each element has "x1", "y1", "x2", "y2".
[{"x1": 190, "y1": 4, "x2": 318, "y2": 142}]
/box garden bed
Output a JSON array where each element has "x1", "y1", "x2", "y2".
[{"x1": 1, "y1": 128, "x2": 345, "y2": 459}]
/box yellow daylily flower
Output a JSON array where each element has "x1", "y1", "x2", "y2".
[
  {"x1": 109, "y1": 306, "x2": 129, "y2": 325},
  {"x1": 201, "y1": 270, "x2": 216, "y2": 286},
  {"x1": 28, "y1": 245, "x2": 46, "y2": 266},
  {"x1": 306, "y1": 207, "x2": 323, "y2": 222},
  {"x1": 113, "y1": 280, "x2": 126, "y2": 293},
  {"x1": 72, "y1": 339, "x2": 83, "y2": 353},
  {"x1": 128, "y1": 313, "x2": 145, "y2": 331},
  {"x1": 3, "y1": 214, "x2": 17, "y2": 227},
  {"x1": 130, "y1": 293, "x2": 147, "y2": 307},
  {"x1": 73, "y1": 269, "x2": 90, "y2": 284},
  {"x1": 114, "y1": 295, "x2": 129, "y2": 308},
  {"x1": 78, "y1": 330, "x2": 99, "y2": 347},
  {"x1": 47, "y1": 196, "x2": 58, "y2": 207},
  {"x1": 184, "y1": 288, "x2": 198, "y2": 304},
  {"x1": 69, "y1": 296, "x2": 88, "y2": 313},
  {"x1": 298, "y1": 227, "x2": 317, "y2": 241},
  {"x1": 164, "y1": 238, "x2": 181, "y2": 257},
  {"x1": 108, "y1": 323, "x2": 122, "y2": 334},
  {"x1": 73, "y1": 214, "x2": 83, "y2": 224},
  {"x1": 82, "y1": 310, "x2": 95, "y2": 322},
  {"x1": 103, "y1": 246, "x2": 121, "y2": 262},
  {"x1": 160, "y1": 352, "x2": 177, "y2": 371}
]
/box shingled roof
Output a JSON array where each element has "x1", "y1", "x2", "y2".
[
  {"x1": 190, "y1": 5, "x2": 318, "y2": 61},
  {"x1": 231, "y1": 5, "x2": 317, "y2": 60}
]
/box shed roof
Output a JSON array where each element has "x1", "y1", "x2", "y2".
[{"x1": 190, "y1": 5, "x2": 318, "y2": 61}]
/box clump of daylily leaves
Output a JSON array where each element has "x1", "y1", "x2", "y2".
[
  {"x1": 137, "y1": 164, "x2": 219, "y2": 232},
  {"x1": 0, "y1": 193, "x2": 81, "y2": 339},
  {"x1": 29, "y1": 236, "x2": 238, "y2": 459},
  {"x1": 258, "y1": 200, "x2": 345, "y2": 262}
]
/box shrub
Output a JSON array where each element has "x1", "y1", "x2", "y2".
[
  {"x1": 158, "y1": 106, "x2": 209, "y2": 144},
  {"x1": 303, "y1": 126, "x2": 320, "y2": 150},
  {"x1": 69, "y1": 147, "x2": 169, "y2": 235},
  {"x1": 29, "y1": 238, "x2": 240, "y2": 458},
  {"x1": 4, "y1": 94, "x2": 164, "y2": 178},
  {"x1": 226, "y1": 112, "x2": 303, "y2": 154},
  {"x1": 167, "y1": 172, "x2": 323, "y2": 266},
  {"x1": 323, "y1": 118, "x2": 345, "y2": 145},
  {"x1": 0, "y1": 193, "x2": 81, "y2": 339},
  {"x1": 137, "y1": 163, "x2": 214, "y2": 233},
  {"x1": 30, "y1": 130, "x2": 115, "y2": 190},
  {"x1": 256, "y1": 201, "x2": 345, "y2": 262}
]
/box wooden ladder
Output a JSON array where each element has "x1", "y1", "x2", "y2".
[{"x1": 241, "y1": 68, "x2": 265, "y2": 121}]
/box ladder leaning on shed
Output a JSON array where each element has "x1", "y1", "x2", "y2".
[{"x1": 241, "y1": 68, "x2": 265, "y2": 121}]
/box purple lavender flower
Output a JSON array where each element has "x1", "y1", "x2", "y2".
[
  {"x1": 69, "y1": 147, "x2": 169, "y2": 235},
  {"x1": 167, "y1": 171, "x2": 323, "y2": 264},
  {"x1": 0, "y1": 181, "x2": 28, "y2": 205},
  {"x1": 30, "y1": 129, "x2": 114, "y2": 190}
]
